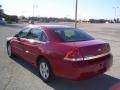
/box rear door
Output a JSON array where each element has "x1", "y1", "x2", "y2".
[
  {"x1": 12, "y1": 27, "x2": 30, "y2": 57},
  {"x1": 20, "y1": 28, "x2": 43, "y2": 64}
]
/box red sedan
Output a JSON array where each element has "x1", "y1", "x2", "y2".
[{"x1": 7, "y1": 25, "x2": 113, "y2": 82}]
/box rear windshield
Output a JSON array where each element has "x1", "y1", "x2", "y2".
[{"x1": 53, "y1": 28, "x2": 94, "y2": 42}]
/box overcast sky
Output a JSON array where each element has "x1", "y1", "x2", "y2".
[{"x1": 0, "y1": 0, "x2": 120, "y2": 19}]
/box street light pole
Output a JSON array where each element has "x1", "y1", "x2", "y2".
[
  {"x1": 75, "y1": 0, "x2": 78, "y2": 28},
  {"x1": 32, "y1": 0, "x2": 38, "y2": 17},
  {"x1": 113, "y1": 7, "x2": 119, "y2": 23},
  {"x1": 33, "y1": 5, "x2": 35, "y2": 17}
]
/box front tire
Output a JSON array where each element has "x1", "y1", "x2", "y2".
[
  {"x1": 7, "y1": 43, "x2": 15, "y2": 58},
  {"x1": 38, "y1": 58, "x2": 54, "y2": 82}
]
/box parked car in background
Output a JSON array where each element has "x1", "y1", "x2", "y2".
[
  {"x1": 29, "y1": 20, "x2": 35, "y2": 24},
  {"x1": 0, "y1": 18, "x2": 6, "y2": 25},
  {"x1": 6, "y1": 25, "x2": 113, "y2": 82}
]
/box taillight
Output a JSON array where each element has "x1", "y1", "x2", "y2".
[{"x1": 64, "y1": 48, "x2": 83, "y2": 61}]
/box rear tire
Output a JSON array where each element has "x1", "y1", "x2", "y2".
[
  {"x1": 7, "y1": 43, "x2": 15, "y2": 58},
  {"x1": 38, "y1": 58, "x2": 54, "y2": 82}
]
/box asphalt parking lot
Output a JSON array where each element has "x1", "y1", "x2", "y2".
[{"x1": 0, "y1": 23, "x2": 120, "y2": 90}]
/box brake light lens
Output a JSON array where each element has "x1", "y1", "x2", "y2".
[{"x1": 64, "y1": 48, "x2": 83, "y2": 61}]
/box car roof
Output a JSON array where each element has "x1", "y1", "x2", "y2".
[
  {"x1": 28, "y1": 24, "x2": 72, "y2": 30},
  {"x1": 27, "y1": 24, "x2": 73, "y2": 42}
]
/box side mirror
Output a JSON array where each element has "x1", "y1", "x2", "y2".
[
  {"x1": 14, "y1": 34, "x2": 19, "y2": 37},
  {"x1": 14, "y1": 34, "x2": 21, "y2": 41},
  {"x1": 17, "y1": 37, "x2": 21, "y2": 41}
]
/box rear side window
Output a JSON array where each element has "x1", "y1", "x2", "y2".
[
  {"x1": 18, "y1": 28, "x2": 30, "y2": 38},
  {"x1": 27, "y1": 28, "x2": 42, "y2": 40},
  {"x1": 53, "y1": 28, "x2": 94, "y2": 42}
]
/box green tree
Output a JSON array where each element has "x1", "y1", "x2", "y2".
[{"x1": 0, "y1": 5, "x2": 3, "y2": 19}]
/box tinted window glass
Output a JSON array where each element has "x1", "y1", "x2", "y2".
[
  {"x1": 40, "y1": 32, "x2": 48, "y2": 42},
  {"x1": 53, "y1": 28, "x2": 94, "y2": 42},
  {"x1": 27, "y1": 28, "x2": 42, "y2": 40},
  {"x1": 18, "y1": 28, "x2": 30, "y2": 38}
]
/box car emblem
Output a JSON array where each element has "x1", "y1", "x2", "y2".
[{"x1": 98, "y1": 49, "x2": 102, "y2": 52}]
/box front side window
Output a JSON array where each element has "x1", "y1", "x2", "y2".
[
  {"x1": 53, "y1": 28, "x2": 94, "y2": 42},
  {"x1": 18, "y1": 28, "x2": 30, "y2": 38},
  {"x1": 27, "y1": 28, "x2": 42, "y2": 40}
]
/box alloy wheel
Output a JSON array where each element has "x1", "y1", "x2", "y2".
[{"x1": 39, "y1": 62, "x2": 49, "y2": 80}]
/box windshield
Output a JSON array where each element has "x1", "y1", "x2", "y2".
[{"x1": 53, "y1": 28, "x2": 94, "y2": 42}]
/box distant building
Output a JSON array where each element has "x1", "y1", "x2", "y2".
[
  {"x1": 89, "y1": 19, "x2": 110, "y2": 23},
  {"x1": 81, "y1": 19, "x2": 89, "y2": 23}
]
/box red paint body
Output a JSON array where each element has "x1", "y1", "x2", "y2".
[{"x1": 7, "y1": 25, "x2": 113, "y2": 80}]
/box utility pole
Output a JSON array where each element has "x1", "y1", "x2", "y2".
[{"x1": 75, "y1": 0, "x2": 78, "y2": 28}]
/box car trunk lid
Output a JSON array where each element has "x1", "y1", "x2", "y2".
[{"x1": 61, "y1": 40, "x2": 110, "y2": 60}]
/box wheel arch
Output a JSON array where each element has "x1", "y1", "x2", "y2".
[
  {"x1": 36, "y1": 55, "x2": 50, "y2": 67},
  {"x1": 6, "y1": 41, "x2": 10, "y2": 46},
  {"x1": 36, "y1": 55, "x2": 54, "y2": 74},
  {"x1": 36, "y1": 55, "x2": 55, "y2": 82}
]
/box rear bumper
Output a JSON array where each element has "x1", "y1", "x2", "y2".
[{"x1": 62, "y1": 54, "x2": 113, "y2": 80}]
